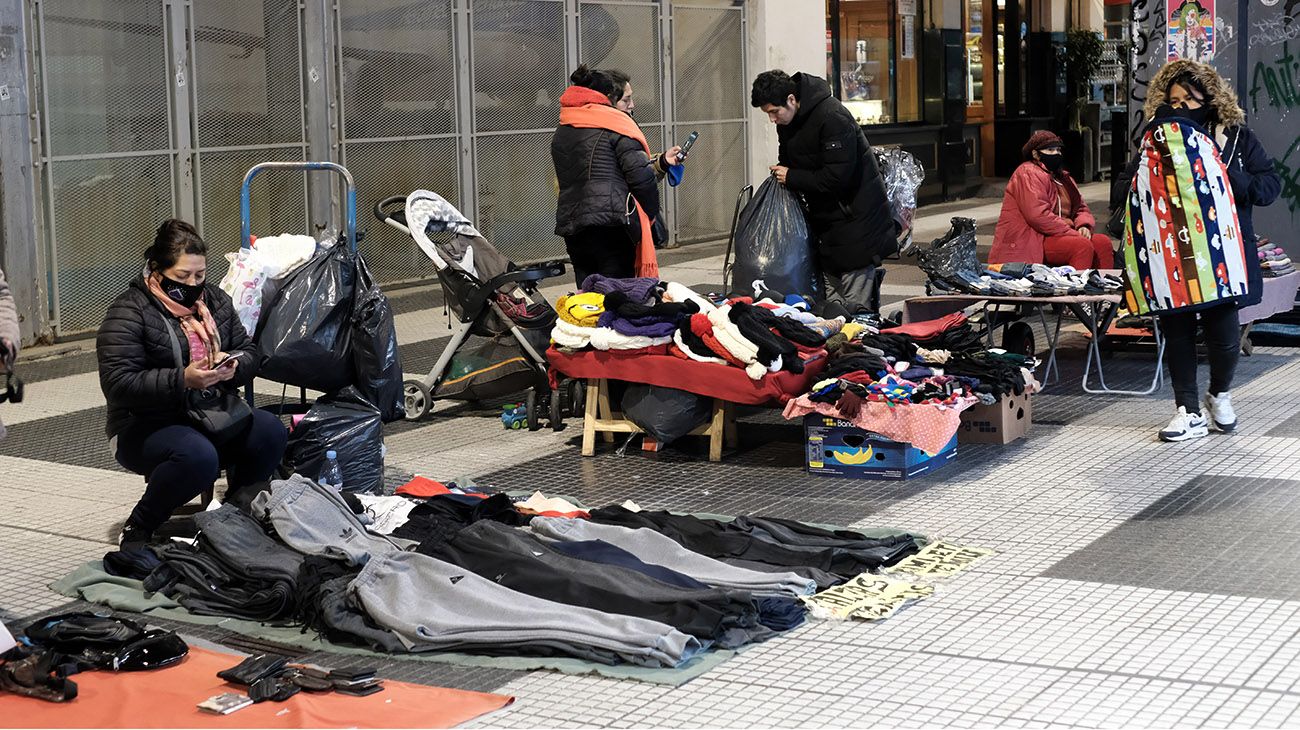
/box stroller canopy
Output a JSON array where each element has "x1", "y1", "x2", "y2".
[{"x1": 405, "y1": 189, "x2": 512, "y2": 285}]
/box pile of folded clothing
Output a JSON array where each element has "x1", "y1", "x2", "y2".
[
  {"x1": 930, "y1": 263, "x2": 1123, "y2": 297},
  {"x1": 552, "y1": 276, "x2": 842, "y2": 381},
  {"x1": 1257, "y1": 236, "x2": 1295, "y2": 278},
  {"x1": 93, "y1": 474, "x2": 926, "y2": 671},
  {"x1": 783, "y1": 311, "x2": 1042, "y2": 449}
]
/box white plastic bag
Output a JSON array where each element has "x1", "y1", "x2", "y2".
[{"x1": 220, "y1": 248, "x2": 270, "y2": 337}]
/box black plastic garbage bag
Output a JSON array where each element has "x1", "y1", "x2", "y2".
[
  {"x1": 729, "y1": 177, "x2": 819, "y2": 299},
  {"x1": 284, "y1": 387, "x2": 383, "y2": 494},
  {"x1": 915, "y1": 217, "x2": 980, "y2": 286},
  {"x1": 351, "y1": 256, "x2": 404, "y2": 422},
  {"x1": 255, "y1": 239, "x2": 356, "y2": 393},
  {"x1": 622, "y1": 384, "x2": 712, "y2": 446}
]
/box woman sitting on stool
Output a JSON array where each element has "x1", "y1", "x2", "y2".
[
  {"x1": 97, "y1": 219, "x2": 287, "y2": 549},
  {"x1": 989, "y1": 131, "x2": 1112, "y2": 271}
]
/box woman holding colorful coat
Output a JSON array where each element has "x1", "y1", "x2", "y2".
[{"x1": 1112, "y1": 60, "x2": 1281, "y2": 442}]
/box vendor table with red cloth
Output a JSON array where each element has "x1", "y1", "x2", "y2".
[{"x1": 547, "y1": 345, "x2": 828, "y2": 461}]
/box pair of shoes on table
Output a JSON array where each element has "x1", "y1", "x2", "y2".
[{"x1": 1159, "y1": 393, "x2": 1237, "y2": 442}]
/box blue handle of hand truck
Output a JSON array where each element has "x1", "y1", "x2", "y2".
[{"x1": 240, "y1": 161, "x2": 357, "y2": 251}]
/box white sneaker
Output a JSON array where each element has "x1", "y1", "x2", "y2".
[
  {"x1": 1159, "y1": 407, "x2": 1209, "y2": 442},
  {"x1": 1203, "y1": 391, "x2": 1237, "y2": 433}
]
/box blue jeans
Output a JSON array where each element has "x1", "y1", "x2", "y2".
[{"x1": 114, "y1": 409, "x2": 288, "y2": 532}]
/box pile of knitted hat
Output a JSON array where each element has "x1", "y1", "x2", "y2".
[
  {"x1": 552, "y1": 287, "x2": 680, "y2": 350},
  {"x1": 1257, "y1": 236, "x2": 1294, "y2": 278},
  {"x1": 657, "y1": 282, "x2": 831, "y2": 380}
]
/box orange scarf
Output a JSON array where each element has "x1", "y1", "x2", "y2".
[
  {"x1": 558, "y1": 86, "x2": 659, "y2": 278},
  {"x1": 146, "y1": 272, "x2": 221, "y2": 369}
]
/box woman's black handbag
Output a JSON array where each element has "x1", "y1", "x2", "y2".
[
  {"x1": 161, "y1": 310, "x2": 253, "y2": 444},
  {"x1": 185, "y1": 386, "x2": 253, "y2": 444}
]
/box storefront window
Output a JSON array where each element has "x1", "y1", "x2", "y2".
[{"x1": 827, "y1": 0, "x2": 921, "y2": 125}]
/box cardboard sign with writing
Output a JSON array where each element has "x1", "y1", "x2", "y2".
[
  {"x1": 803, "y1": 574, "x2": 934, "y2": 621},
  {"x1": 886, "y1": 541, "x2": 996, "y2": 578}
]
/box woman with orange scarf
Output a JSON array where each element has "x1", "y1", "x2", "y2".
[
  {"x1": 552, "y1": 65, "x2": 685, "y2": 286},
  {"x1": 96, "y1": 220, "x2": 287, "y2": 550}
]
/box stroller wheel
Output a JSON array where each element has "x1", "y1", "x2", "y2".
[
  {"x1": 567, "y1": 379, "x2": 586, "y2": 417},
  {"x1": 525, "y1": 389, "x2": 541, "y2": 432},
  {"x1": 549, "y1": 388, "x2": 563, "y2": 431},
  {"x1": 403, "y1": 380, "x2": 432, "y2": 420}
]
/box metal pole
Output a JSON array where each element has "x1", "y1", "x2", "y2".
[
  {"x1": 454, "y1": 0, "x2": 477, "y2": 214},
  {"x1": 0, "y1": 0, "x2": 47, "y2": 343},
  {"x1": 303, "y1": 0, "x2": 337, "y2": 237},
  {"x1": 165, "y1": 0, "x2": 196, "y2": 223}
]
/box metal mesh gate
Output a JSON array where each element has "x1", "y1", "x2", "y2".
[
  {"x1": 671, "y1": 2, "x2": 746, "y2": 245},
  {"x1": 33, "y1": 0, "x2": 175, "y2": 335},
  {"x1": 28, "y1": 0, "x2": 747, "y2": 336}
]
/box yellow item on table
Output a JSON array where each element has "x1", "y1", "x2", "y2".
[{"x1": 556, "y1": 292, "x2": 605, "y2": 327}]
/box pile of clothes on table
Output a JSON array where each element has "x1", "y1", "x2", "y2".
[
  {"x1": 98, "y1": 475, "x2": 923, "y2": 670},
  {"x1": 784, "y1": 312, "x2": 1041, "y2": 453},
  {"x1": 929, "y1": 263, "x2": 1124, "y2": 297},
  {"x1": 552, "y1": 275, "x2": 840, "y2": 380},
  {"x1": 1257, "y1": 236, "x2": 1294, "y2": 278}
]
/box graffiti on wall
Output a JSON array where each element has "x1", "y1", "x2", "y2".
[
  {"x1": 1247, "y1": 1, "x2": 1300, "y2": 242},
  {"x1": 1131, "y1": 0, "x2": 1168, "y2": 147},
  {"x1": 1168, "y1": 0, "x2": 1216, "y2": 61}
]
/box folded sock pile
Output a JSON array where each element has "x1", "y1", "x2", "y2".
[{"x1": 1257, "y1": 236, "x2": 1295, "y2": 278}]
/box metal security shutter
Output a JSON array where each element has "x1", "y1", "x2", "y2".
[
  {"x1": 670, "y1": 1, "x2": 746, "y2": 245},
  {"x1": 190, "y1": 0, "x2": 308, "y2": 264},
  {"x1": 32, "y1": 0, "x2": 176, "y2": 335},
  {"x1": 338, "y1": 0, "x2": 459, "y2": 285},
  {"x1": 471, "y1": 0, "x2": 569, "y2": 264}
]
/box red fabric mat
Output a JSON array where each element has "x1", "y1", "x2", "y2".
[
  {"x1": 547, "y1": 347, "x2": 827, "y2": 406},
  {"x1": 2, "y1": 646, "x2": 513, "y2": 729}
]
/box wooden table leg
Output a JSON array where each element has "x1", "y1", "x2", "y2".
[
  {"x1": 708, "y1": 399, "x2": 725, "y2": 462},
  {"x1": 596, "y1": 379, "x2": 615, "y2": 443},
  {"x1": 581, "y1": 378, "x2": 600, "y2": 456},
  {"x1": 723, "y1": 402, "x2": 738, "y2": 448}
]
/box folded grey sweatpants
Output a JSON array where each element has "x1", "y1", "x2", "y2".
[
  {"x1": 350, "y1": 551, "x2": 702, "y2": 667},
  {"x1": 530, "y1": 517, "x2": 817, "y2": 596},
  {"x1": 252, "y1": 474, "x2": 402, "y2": 566}
]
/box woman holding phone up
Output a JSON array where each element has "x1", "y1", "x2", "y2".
[
  {"x1": 96, "y1": 219, "x2": 287, "y2": 549},
  {"x1": 552, "y1": 64, "x2": 686, "y2": 286}
]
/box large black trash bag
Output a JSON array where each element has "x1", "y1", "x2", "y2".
[
  {"x1": 255, "y1": 239, "x2": 357, "y2": 393},
  {"x1": 351, "y1": 256, "x2": 404, "y2": 422},
  {"x1": 622, "y1": 384, "x2": 712, "y2": 446},
  {"x1": 915, "y1": 217, "x2": 980, "y2": 286},
  {"x1": 729, "y1": 177, "x2": 819, "y2": 299},
  {"x1": 284, "y1": 387, "x2": 383, "y2": 494}
]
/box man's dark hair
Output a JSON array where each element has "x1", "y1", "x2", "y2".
[
  {"x1": 751, "y1": 70, "x2": 798, "y2": 108},
  {"x1": 570, "y1": 64, "x2": 631, "y2": 104},
  {"x1": 145, "y1": 219, "x2": 207, "y2": 272}
]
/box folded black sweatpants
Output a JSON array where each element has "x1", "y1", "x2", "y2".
[{"x1": 421, "y1": 521, "x2": 773, "y2": 647}]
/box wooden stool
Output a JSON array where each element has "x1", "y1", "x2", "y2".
[{"x1": 581, "y1": 378, "x2": 737, "y2": 462}]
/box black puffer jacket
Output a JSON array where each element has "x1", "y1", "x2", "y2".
[
  {"x1": 552, "y1": 125, "x2": 661, "y2": 238},
  {"x1": 96, "y1": 274, "x2": 259, "y2": 438},
  {"x1": 777, "y1": 73, "x2": 897, "y2": 273}
]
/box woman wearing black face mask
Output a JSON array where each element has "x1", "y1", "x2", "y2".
[
  {"x1": 989, "y1": 130, "x2": 1112, "y2": 270},
  {"x1": 96, "y1": 219, "x2": 287, "y2": 549},
  {"x1": 1109, "y1": 60, "x2": 1281, "y2": 442}
]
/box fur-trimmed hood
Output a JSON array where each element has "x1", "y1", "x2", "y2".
[{"x1": 1142, "y1": 59, "x2": 1246, "y2": 128}]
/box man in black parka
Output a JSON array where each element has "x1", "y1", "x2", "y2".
[{"x1": 752, "y1": 70, "x2": 897, "y2": 315}]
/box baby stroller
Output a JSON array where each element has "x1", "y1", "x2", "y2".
[{"x1": 374, "y1": 190, "x2": 582, "y2": 430}]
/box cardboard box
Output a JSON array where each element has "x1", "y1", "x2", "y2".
[
  {"x1": 804, "y1": 415, "x2": 957, "y2": 480},
  {"x1": 958, "y1": 392, "x2": 1032, "y2": 445}
]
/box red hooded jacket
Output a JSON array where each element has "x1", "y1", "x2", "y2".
[{"x1": 988, "y1": 161, "x2": 1095, "y2": 265}]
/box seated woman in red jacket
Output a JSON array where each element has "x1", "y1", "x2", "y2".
[{"x1": 988, "y1": 131, "x2": 1111, "y2": 270}]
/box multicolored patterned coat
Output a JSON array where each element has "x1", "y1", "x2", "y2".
[{"x1": 1121, "y1": 118, "x2": 1248, "y2": 315}]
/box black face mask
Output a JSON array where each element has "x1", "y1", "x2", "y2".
[
  {"x1": 1039, "y1": 154, "x2": 1065, "y2": 173},
  {"x1": 160, "y1": 274, "x2": 204, "y2": 308},
  {"x1": 1181, "y1": 105, "x2": 1211, "y2": 128}
]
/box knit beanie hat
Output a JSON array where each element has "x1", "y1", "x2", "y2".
[{"x1": 1022, "y1": 130, "x2": 1063, "y2": 160}]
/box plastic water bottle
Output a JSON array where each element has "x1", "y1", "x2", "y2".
[{"x1": 322, "y1": 450, "x2": 344, "y2": 491}]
